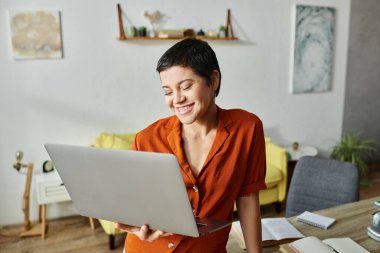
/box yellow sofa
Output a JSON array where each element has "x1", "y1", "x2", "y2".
[
  {"x1": 94, "y1": 134, "x2": 287, "y2": 248},
  {"x1": 233, "y1": 137, "x2": 288, "y2": 212},
  {"x1": 259, "y1": 137, "x2": 288, "y2": 210}
]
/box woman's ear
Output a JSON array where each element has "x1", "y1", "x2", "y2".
[{"x1": 211, "y1": 70, "x2": 220, "y2": 93}]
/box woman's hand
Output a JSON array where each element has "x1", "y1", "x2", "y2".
[{"x1": 115, "y1": 223, "x2": 173, "y2": 242}]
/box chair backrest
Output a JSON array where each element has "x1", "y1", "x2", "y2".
[{"x1": 285, "y1": 156, "x2": 359, "y2": 217}]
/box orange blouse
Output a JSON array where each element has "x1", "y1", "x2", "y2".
[{"x1": 124, "y1": 107, "x2": 266, "y2": 253}]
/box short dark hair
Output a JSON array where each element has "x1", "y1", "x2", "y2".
[{"x1": 156, "y1": 38, "x2": 221, "y2": 97}]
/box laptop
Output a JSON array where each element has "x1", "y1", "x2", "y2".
[{"x1": 44, "y1": 143, "x2": 231, "y2": 237}]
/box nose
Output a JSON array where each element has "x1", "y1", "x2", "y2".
[{"x1": 173, "y1": 91, "x2": 185, "y2": 104}]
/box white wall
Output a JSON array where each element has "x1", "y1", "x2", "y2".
[
  {"x1": 0, "y1": 0, "x2": 351, "y2": 225},
  {"x1": 343, "y1": 0, "x2": 380, "y2": 162}
]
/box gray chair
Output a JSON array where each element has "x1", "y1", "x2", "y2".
[{"x1": 285, "y1": 156, "x2": 360, "y2": 217}]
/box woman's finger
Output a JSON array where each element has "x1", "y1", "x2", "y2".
[
  {"x1": 162, "y1": 232, "x2": 174, "y2": 237},
  {"x1": 114, "y1": 223, "x2": 139, "y2": 233},
  {"x1": 138, "y1": 225, "x2": 149, "y2": 241},
  {"x1": 115, "y1": 223, "x2": 173, "y2": 242},
  {"x1": 146, "y1": 230, "x2": 173, "y2": 242}
]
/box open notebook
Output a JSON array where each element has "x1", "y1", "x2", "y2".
[
  {"x1": 231, "y1": 218, "x2": 304, "y2": 249},
  {"x1": 280, "y1": 236, "x2": 369, "y2": 253}
]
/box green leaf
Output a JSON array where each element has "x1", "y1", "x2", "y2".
[{"x1": 329, "y1": 133, "x2": 377, "y2": 181}]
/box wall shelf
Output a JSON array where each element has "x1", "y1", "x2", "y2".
[
  {"x1": 117, "y1": 36, "x2": 239, "y2": 41},
  {"x1": 116, "y1": 4, "x2": 238, "y2": 42}
]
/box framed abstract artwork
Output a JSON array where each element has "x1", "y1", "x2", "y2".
[
  {"x1": 8, "y1": 10, "x2": 63, "y2": 60},
  {"x1": 290, "y1": 5, "x2": 336, "y2": 94}
]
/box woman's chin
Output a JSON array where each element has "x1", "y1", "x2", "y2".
[{"x1": 176, "y1": 114, "x2": 195, "y2": 125}]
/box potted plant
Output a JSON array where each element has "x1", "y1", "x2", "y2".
[
  {"x1": 330, "y1": 133, "x2": 376, "y2": 186},
  {"x1": 138, "y1": 26, "x2": 147, "y2": 37},
  {"x1": 218, "y1": 25, "x2": 226, "y2": 38}
]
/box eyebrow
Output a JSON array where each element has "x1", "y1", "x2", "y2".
[{"x1": 161, "y1": 79, "x2": 193, "y2": 89}]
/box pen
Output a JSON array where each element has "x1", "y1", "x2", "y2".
[{"x1": 326, "y1": 243, "x2": 339, "y2": 253}]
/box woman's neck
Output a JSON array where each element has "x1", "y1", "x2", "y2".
[{"x1": 182, "y1": 105, "x2": 218, "y2": 139}]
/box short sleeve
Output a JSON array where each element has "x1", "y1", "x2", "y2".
[
  {"x1": 238, "y1": 119, "x2": 267, "y2": 197},
  {"x1": 131, "y1": 132, "x2": 139, "y2": 151}
]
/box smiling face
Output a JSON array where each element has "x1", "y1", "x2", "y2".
[{"x1": 160, "y1": 66, "x2": 218, "y2": 125}]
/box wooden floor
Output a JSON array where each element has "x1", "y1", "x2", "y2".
[{"x1": 1, "y1": 167, "x2": 379, "y2": 253}]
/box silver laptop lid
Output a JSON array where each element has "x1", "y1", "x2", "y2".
[{"x1": 44, "y1": 143, "x2": 200, "y2": 237}]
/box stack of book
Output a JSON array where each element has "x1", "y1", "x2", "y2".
[
  {"x1": 157, "y1": 29, "x2": 195, "y2": 39},
  {"x1": 296, "y1": 211, "x2": 336, "y2": 229},
  {"x1": 157, "y1": 29, "x2": 185, "y2": 39}
]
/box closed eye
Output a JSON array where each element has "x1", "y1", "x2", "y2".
[
  {"x1": 183, "y1": 83, "x2": 193, "y2": 90},
  {"x1": 162, "y1": 87, "x2": 172, "y2": 96}
]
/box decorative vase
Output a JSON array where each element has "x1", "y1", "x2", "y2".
[
  {"x1": 125, "y1": 26, "x2": 136, "y2": 37},
  {"x1": 218, "y1": 30, "x2": 226, "y2": 38},
  {"x1": 148, "y1": 28, "x2": 156, "y2": 38},
  {"x1": 147, "y1": 24, "x2": 157, "y2": 38}
]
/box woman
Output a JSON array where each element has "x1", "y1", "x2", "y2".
[{"x1": 116, "y1": 38, "x2": 266, "y2": 253}]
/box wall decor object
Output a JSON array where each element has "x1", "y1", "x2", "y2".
[
  {"x1": 290, "y1": 5, "x2": 336, "y2": 94},
  {"x1": 116, "y1": 3, "x2": 238, "y2": 41},
  {"x1": 8, "y1": 10, "x2": 63, "y2": 60}
]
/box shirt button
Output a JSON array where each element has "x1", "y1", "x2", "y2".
[
  {"x1": 192, "y1": 186, "x2": 198, "y2": 192},
  {"x1": 168, "y1": 242, "x2": 174, "y2": 249}
]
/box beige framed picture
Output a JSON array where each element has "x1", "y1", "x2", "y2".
[{"x1": 8, "y1": 10, "x2": 63, "y2": 60}]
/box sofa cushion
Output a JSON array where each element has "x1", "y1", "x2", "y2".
[
  {"x1": 95, "y1": 133, "x2": 135, "y2": 149},
  {"x1": 259, "y1": 186, "x2": 279, "y2": 205},
  {"x1": 265, "y1": 164, "x2": 283, "y2": 188}
]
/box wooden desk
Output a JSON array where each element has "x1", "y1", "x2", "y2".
[{"x1": 261, "y1": 196, "x2": 380, "y2": 253}]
